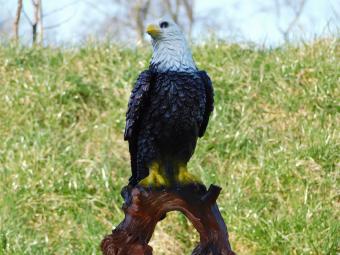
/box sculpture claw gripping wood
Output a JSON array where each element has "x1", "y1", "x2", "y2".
[{"x1": 102, "y1": 17, "x2": 235, "y2": 255}]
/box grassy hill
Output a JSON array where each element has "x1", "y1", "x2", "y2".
[{"x1": 0, "y1": 39, "x2": 339, "y2": 254}]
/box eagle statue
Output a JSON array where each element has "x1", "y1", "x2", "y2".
[{"x1": 124, "y1": 17, "x2": 214, "y2": 188}]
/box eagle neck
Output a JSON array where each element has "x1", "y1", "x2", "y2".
[{"x1": 150, "y1": 37, "x2": 196, "y2": 73}]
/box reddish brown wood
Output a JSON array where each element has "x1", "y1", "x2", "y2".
[{"x1": 101, "y1": 184, "x2": 236, "y2": 255}]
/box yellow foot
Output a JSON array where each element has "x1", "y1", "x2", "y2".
[
  {"x1": 177, "y1": 164, "x2": 202, "y2": 185},
  {"x1": 138, "y1": 162, "x2": 169, "y2": 187}
]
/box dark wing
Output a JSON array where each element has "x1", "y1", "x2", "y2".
[
  {"x1": 198, "y1": 71, "x2": 214, "y2": 137},
  {"x1": 124, "y1": 70, "x2": 153, "y2": 141},
  {"x1": 124, "y1": 70, "x2": 153, "y2": 186}
]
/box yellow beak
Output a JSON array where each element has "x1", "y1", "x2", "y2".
[{"x1": 146, "y1": 24, "x2": 161, "y2": 37}]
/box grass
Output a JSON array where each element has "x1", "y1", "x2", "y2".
[{"x1": 0, "y1": 38, "x2": 339, "y2": 254}]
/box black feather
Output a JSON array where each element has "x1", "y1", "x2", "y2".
[
  {"x1": 198, "y1": 71, "x2": 214, "y2": 137},
  {"x1": 124, "y1": 69, "x2": 214, "y2": 185}
]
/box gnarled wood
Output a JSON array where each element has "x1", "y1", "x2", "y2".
[{"x1": 101, "y1": 184, "x2": 235, "y2": 255}]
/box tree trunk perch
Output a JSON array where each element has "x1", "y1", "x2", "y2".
[{"x1": 101, "y1": 184, "x2": 235, "y2": 255}]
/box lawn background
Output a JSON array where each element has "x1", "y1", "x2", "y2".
[{"x1": 0, "y1": 38, "x2": 339, "y2": 254}]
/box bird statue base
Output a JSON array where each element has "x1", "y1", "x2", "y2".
[{"x1": 101, "y1": 184, "x2": 236, "y2": 255}]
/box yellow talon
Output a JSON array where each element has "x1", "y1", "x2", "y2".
[
  {"x1": 139, "y1": 162, "x2": 169, "y2": 187},
  {"x1": 138, "y1": 162, "x2": 201, "y2": 187},
  {"x1": 177, "y1": 164, "x2": 201, "y2": 184}
]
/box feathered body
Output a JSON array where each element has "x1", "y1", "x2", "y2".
[{"x1": 124, "y1": 18, "x2": 214, "y2": 187}]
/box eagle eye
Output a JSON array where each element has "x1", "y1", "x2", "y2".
[{"x1": 160, "y1": 21, "x2": 169, "y2": 28}]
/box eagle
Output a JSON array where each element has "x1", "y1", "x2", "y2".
[{"x1": 124, "y1": 17, "x2": 214, "y2": 187}]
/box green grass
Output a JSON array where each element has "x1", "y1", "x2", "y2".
[{"x1": 0, "y1": 38, "x2": 339, "y2": 254}]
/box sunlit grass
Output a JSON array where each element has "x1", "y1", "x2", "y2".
[{"x1": 0, "y1": 38, "x2": 339, "y2": 254}]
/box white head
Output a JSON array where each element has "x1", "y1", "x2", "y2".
[{"x1": 146, "y1": 17, "x2": 196, "y2": 73}]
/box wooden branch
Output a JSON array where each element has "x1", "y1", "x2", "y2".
[
  {"x1": 283, "y1": 0, "x2": 306, "y2": 42},
  {"x1": 163, "y1": 0, "x2": 179, "y2": 23},
  {"x1": 182, "y1": 0, "x2": 194, "y2": 38},
  {"x1": 32, "y1": 0, "x2": 39, "y2": 44},
  {"x1": 43, "y1": 0, "x2": 78, "y2": 17},
  {"x1": 13, "y1": 0, "x2": 23, "y2": 42},
  {"x1": 22, "y1": 9, "x2": 33, "y2": 26},
  {"x1": 273, "y1": 0, "x2": 307, "y2": 42},
  {"x1": 44, "y1": 14, "x2": 75, "y2": 30},
  {"x1": 134, "y1": 0, "x2": 151, "y2": 43},
  {"x1": 101, "y1": 184, "x2": 236, "y2": 255},
  {"x1": 39, "y1": 0, "x2": 43, "y2": 44}
]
